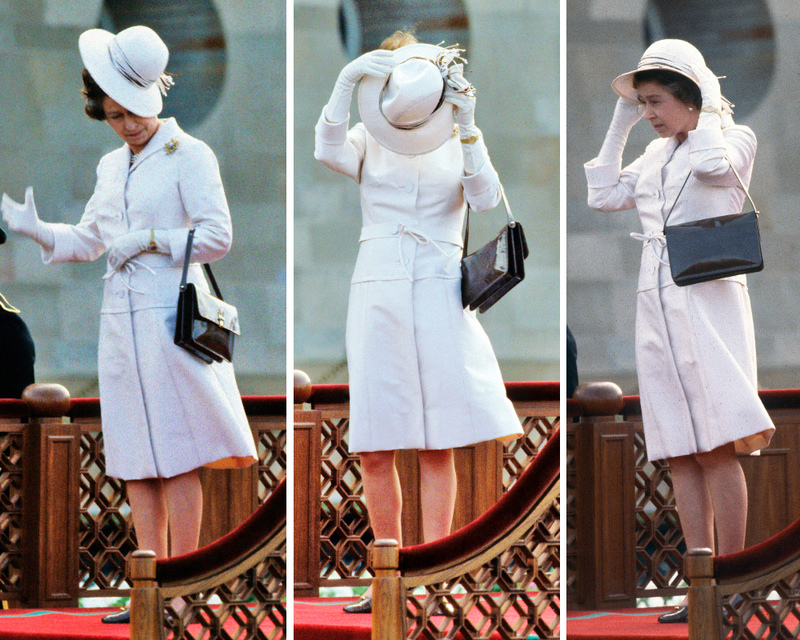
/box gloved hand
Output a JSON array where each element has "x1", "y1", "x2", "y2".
[
  {"x1": 693, "y1": 64, "x2": 722, "y2": 113},
  {"x1": 596, "y1": 97, "x2": 643, "y2": 164},
  {"x1": 106, "y1": 229, "x2": 168, "y2": 271},
  {"x1": 444, "y1": 65, "x2": 477, "y2": 136},
  {"x1": 324, "y1": 50, "x2": 396, "y2": 123},
  {"x1": 1, "y1": 187, "x2": 55, "y2": 250}
]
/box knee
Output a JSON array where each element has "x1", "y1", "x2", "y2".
[
  {"x1": 693, "y1": 443, "x2": 738, "y2": 471},
  {"x1": 359, "y1": 451, "x2": 396, "y2": 476},
  {"x1": 417, "y1": 448, "x2": 455, "y2": 473}
]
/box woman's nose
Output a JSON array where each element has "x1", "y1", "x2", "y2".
[
  {"x1": 643, "y1": 104, "x2": 655, "y2": 119},
  {"x1": 124, "y1": 117, "x2": 137, "y2": 130}
]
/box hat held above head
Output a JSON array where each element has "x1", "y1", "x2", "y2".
[
  {"x1": 358, "y1": 43, "x2": 463, "y2": 156},
  {"x1": 612, "y1": 39, "x2": 708, "y2": 104},
  {"x1": 79, "y1": 25, "x2": 174, "y2": 118}
]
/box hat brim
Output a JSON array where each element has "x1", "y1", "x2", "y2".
[
  {"x1": 358, "y1": 43, "x2": 455, "y2": 156},
  {"x1": 79, "y1": 29, "x2": 163, "y2": 118},
  {"x1": 611, "y1": 64, "x2": 700, "y2": 104}
]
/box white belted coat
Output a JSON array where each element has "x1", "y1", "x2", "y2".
[
  {"x1": 42, "y1": 118, "x2": 257, "y2": 480},
  {"x1": 315, "y1": 115, "x2": 523, "y2": 453},
  {"x1": 585, "y1": 120, "x2": 774, "y2": 461}
]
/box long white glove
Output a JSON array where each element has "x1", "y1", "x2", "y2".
[
  {"x1": 1, "y1": 187, "x2": 55, "y2": 251},
  {"x1": 596, "y1": 97, "x2": 643, "y2": 165},
  {"x1": 694, "y1": 64, "x2": 722, "y2": 113},
  {"x1": 444, "y1": 66, "x2": 484, "y2": 174},
  {"x1": 323, "y1": 50, "x2": 395, "y2": 124},
  {"x1": 106, "y1": 229, "x2": 169, "y2": 271}
]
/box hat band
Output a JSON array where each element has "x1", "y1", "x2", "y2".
[
  {"x1": 637, "y1": 54, "x2": 696, "y2": 79},
  {"x1": 109, "y1": 39, "x2": 153, "y2": 89}
]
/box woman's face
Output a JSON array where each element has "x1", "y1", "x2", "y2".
[
  {"x1": 636, "y1": 80, "x2": 700, "y2": 143},
  {"x1": 102, "y1": 96, "x2": 160, "y2": 154}
]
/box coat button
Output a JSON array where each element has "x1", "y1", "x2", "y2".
[{"x1": 404, "y1": 183, "x2": 414, "y2": 193}]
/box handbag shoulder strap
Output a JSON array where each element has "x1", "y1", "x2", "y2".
[
  {"x1": 663, "y1": 155, "x2": 759, "y2": 228},
  {"x1": 180, "y1": 228, "x2": 225, "y2": 300},
  {"x1": 462, "y1": 183, "x2": 516, "y2": 257}
]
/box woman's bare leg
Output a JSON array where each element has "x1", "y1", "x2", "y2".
[
  {"x1": 125, "y1": 478, "x2": 169, "y2": 558},
  {"x1": 360, "y1": 450, "x2": 403, "y2": 544},
  {"x1": 162, "y1": 469, "x2": 203, "y2": 556},
  {"x1": 694, "y1": 442, "x2": 747, "y2": 555},
  {"x1": 668, "y1": 454, "x2": 715, "y2": 554},
  {"x1": 417, "y1": 448, "x2": 457, "y2": 542}
]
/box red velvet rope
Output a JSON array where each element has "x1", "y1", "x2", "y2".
[
  {"x1": 714, "y1": 515, "x2": 800, "y2": 582},
  {"x1": 156, "y1": 478, "x2": 286, "y2": 584},
  {"x1": 398, "y1": 429, "x2": 559, "y2": 574}
]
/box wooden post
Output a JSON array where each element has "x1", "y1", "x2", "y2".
[
  {"x1": 21, "y1": 384, "x2": 80, "y2": 608},
  {"x1": 371, "y1": 539, "x2": 404, "y2": 640},
  {"x1": 687, "y1": 548, "x2": 719, "y2": 640},
  {"x1": 130, "y1": 550, "x2": 163, "y2": 640},
  {"x1": 572, "y1": 382, "x2": 637, "y2": 609}
]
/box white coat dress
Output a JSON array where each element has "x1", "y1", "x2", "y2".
[
  {"x1": 42, "y1": 118, "x2": 257, "y2": 480},
  {"x1": 585, "y1": 120, "x2": 775, "y2": 462},
  {"x1": 315, "y1": 114, "x2": 523, "y2": 453}
]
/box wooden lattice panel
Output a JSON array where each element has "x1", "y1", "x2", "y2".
[
  {"x1": 79, "y1": 429, "x2": 137, "y2": 593},
  {"x1": 721, "y1": 579, "x2": 800, "y2": 639},
  {"x1": 632, "y1": 428, "x2": 686, "y2": 596},
  {"x1": 0, "y1": 429, "x2": 24, "y2": 598},
  {"x1": 164, "y1": 545, "x2": 287, "y2": 640},
  {"x1": 404, "y1": 497, "x2": 560, "y2": 640},
  {"x1": 257, "y1": 426, "x2": 288, "y2": 500},
  {"x1": 565, "y1": 427, "x2": 576, "y2": 601},
  {"x1": 318, "y1": 414, "x2": 371, "y2": 581},
  {"x1": 504, "y1": 415, "x2": 558, "y2": 490}
]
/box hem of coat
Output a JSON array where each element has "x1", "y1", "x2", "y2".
[
  {"x1": 349, "y1": 427, "x2": 524, "y2": 454},
  {"x1": 107, "y1": 454, "x2": 257, "y2": 481}
]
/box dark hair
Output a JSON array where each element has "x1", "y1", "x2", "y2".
[
  {"x1": 632, "y1": 69, "x2": 702, "y2": 109},
  {"x1": 81, "y1": 69, "x2": 107, "y2": 121}
]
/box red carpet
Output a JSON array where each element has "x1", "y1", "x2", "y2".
[
  {"x1": 0, "y1": 607, "x2": 282, "y2": 639},
  {"x1": 294, "y1": 597, "x2": 552, "y2": 639},
  {"x1": 566, "y1": 607, "x2": 688, "y2": 639}
]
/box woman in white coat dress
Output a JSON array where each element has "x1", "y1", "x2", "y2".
[
  {"x1": 1, "y1": 26, "x2": 257, "y2": 621},
  {"x1": 585, "y1": 39, "x2": 774, "y2": 623},
  {"x1": 315, "y1": 31, "x2": 523, "y2": 613}
]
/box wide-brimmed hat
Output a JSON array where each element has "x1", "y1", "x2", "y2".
[
  {"x1": 79, "y1": 26, "x2": 173, "y2": 118},
  {"x1": 358, "y1": 43, "x2": 460, "y2": 155},
  {"x1": 612, "y1": 39, "x2": 708, "y2": 104}
]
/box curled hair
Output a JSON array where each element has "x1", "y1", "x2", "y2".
[
  {"x1": 633, "y1": 69, "x2": 702, "y2": 109},
  {"x1": 379, "y1": 29, "x2": 418, "y2": 51},
  {"x1": 81, "y1": 69, "x2": 107, "y2": 121}
]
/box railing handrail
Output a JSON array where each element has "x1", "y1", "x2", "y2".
[
  {"x1": 308, "y1": 380, "x2": 560, "y2": 406},
  {"x1": 398, "y1": 428, "x2": 560, "y2": 585},
  {"x1": 62, "y1": 395, "x2": 287, "y2": 419}
]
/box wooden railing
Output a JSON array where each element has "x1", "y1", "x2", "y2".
[
  {"x1": 293, "y1": 375, "x2": 560, "y2": 640},
  {"x1": 567, "y1": 381, "x2": 800, "y2": 611},
  {"x1": 0, "y1": 383, "x2": 286, "y2": 609}
]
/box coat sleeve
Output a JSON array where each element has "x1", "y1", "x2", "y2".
[
  {"x1": 42, "y1": 158, "x2": 108, "y2": 264},
  {"x1": 687, "y1": 122, "x2": 757, "y2": 189},
  {"x1": 166, "y1": 141, "x2": 232, "y2": 265},
  {"x1": 314, "y1": 112, "x2": 367, "y2": 183},
  {"x1": 461, "y1": 132, "x2": 502, "y2": 212},
  {"x1": 584, "y1": 150, "x2": 647, "y2": 213}
]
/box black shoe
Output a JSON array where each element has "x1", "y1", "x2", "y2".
[
  {"x1": 658, "y1": 605, "x2": 688, "y2": 623},
  {"x1": 342, "y1": 597, "x2": 372, "y2": 614},
  {"x1": 102, "y1": 608, "x2": 130, "y2": 624}
]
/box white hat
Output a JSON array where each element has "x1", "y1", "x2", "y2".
[
  {"x1": 612, "y1": 39, "x2": 707, "y2": 104},
  {"x1": 358, "y1": 43, "x2": 458, "y2": 155},
  {"x1": 79, "y1": 26, "x2": 173, "y2": 118}
]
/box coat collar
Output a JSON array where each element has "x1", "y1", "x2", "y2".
[{"x1": 128, "y1": 118, "x2": 183, "y2": 170}]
